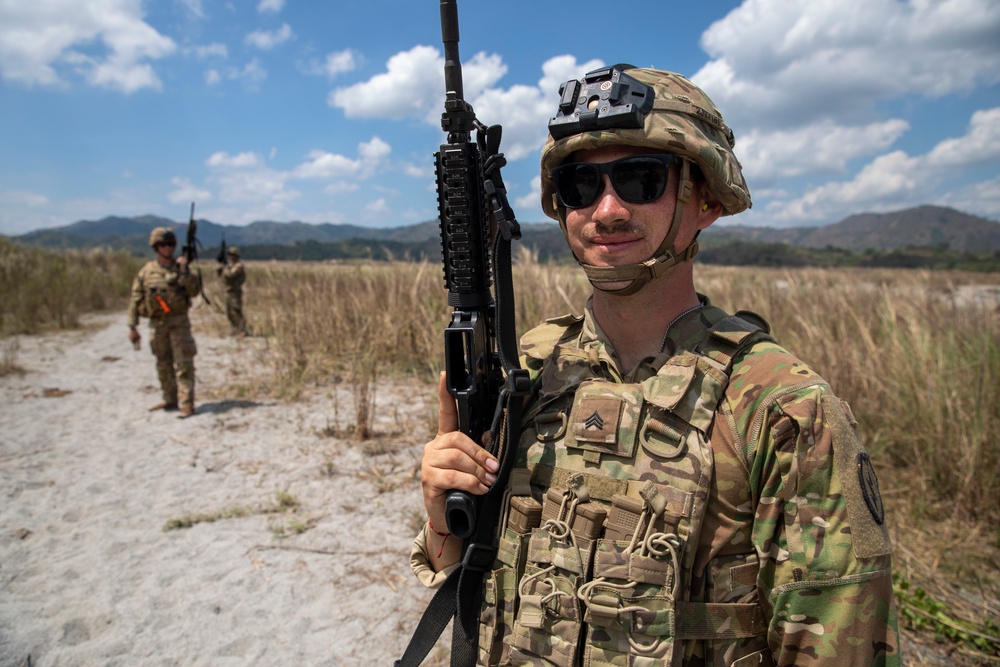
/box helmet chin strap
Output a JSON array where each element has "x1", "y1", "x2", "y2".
[{"x1": 560, "y1": 159, "x2": 701, "y2": 297}]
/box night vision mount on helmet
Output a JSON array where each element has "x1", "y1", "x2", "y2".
[{"x1": 548, "y1": 64, "x2": 654, "y2": 140}]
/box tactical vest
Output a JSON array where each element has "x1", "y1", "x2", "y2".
[
  {"x1": 478, "y1": 306, "x2": 775, "y2": 667},
  {"x1": 139, "y1": 261, "x2": 192, "y2": 318}
]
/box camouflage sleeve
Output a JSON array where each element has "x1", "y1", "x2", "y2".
[
  {"x1": 231, "y1": 263, "x2": 245, "y2": 288},
  {"x1": 127, "y1": 271, "x2": 144, "y2": 326},
  {"x1": 178, "y1": 268, "x2": 201, "y2": 298},
  {"x1": 749, "y1": 383, "x2": 900, "y2": 666}
]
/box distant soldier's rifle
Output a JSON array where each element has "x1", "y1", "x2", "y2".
[
  {"x1": 181, "y1": 202, "x2": 211, "y2": 306},
  {"x1": 216, "y1": 233, "x2": 228, "y2": 266}
]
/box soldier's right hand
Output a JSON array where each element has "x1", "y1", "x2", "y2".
[
  {"x1": 128, "y1": 326, "x2": 141, "y2": 347},
  {"x1": 420, "y1": 372, "x2": 499, "y2": 534}
]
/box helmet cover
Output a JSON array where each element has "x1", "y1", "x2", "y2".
[
  {"x1": 540, "y1": 67, "x2": 750, "y2": 220},
  {"x1": 149, "y1": 227, "x2": 177, "y2": 248}
]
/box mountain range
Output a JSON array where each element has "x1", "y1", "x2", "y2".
[{"x1": 7, "y1": 205, "x2": 1000, "y2": 262}]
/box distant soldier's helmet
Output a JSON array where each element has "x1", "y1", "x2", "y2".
[
  {"x1": 539, "y1": 65, "x2": 751, "y2": 295},
  {"x1": 227, "y1": 246, "x2": 240, "y2": 257},
  {"x1": 149, "y1": 227, "x2": 177, "y2": 248}
]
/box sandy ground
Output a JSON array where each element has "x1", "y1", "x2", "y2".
[{"x1": 0, "y1": 310, "x2": 448, "y2": 666}]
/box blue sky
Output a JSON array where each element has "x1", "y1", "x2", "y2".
[{"x1": 1, "y1": 0, "x2": 998, "y2": 236}]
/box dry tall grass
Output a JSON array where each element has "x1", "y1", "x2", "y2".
[{"x1": 0, "y1": 238, "x2": 143, "y2": 335}]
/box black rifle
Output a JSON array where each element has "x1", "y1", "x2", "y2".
[
  {"x1": 181, "y1": 202, "x2": 210, "y2": 305},
  {"x1": 216, "y1": 234, "x2": 228, "y2": 265},
  {"x1": 396, "y1": 1, "x2": 528, "y2": 664}
]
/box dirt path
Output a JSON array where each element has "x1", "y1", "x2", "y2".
[{"x1": 0, "y1": 311, "x2": 446, "y2": 666}]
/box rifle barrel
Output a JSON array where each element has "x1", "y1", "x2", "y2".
[{"x1": 440, "y1": 0, "x2": 463, "y2": 100}]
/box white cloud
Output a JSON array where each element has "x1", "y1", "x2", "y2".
[
  {"x1": 257, "y1": 0, "x2": 284, "y2": 13},
  {"x1": 192, "y1": 138, "x2": 391, "y2": 220},
  {"x1": 364, "y1": 198, "x2": 389, "y2": 216},
  {"x1": 188, "y1": 43, "x2": 228, "y2": 60},
  {"x1": 167, "y1": 178, "x2": 212, "y2": 205},
  {"x1": 207, "y1": 58, "x2": 266, "y2": 88},
  {"x1": 209, "y1": 162, "x2": 296, "y2": 206},
  {"x1": 323, "y1": 182, "x2": 361, "y2": 195},
  {"x1": 329, "y1": 45, "x2": 441, "y2": 119},
  {"x1": 329, "y1": 49, "x2": 600, "y2": 163},
  {"x1": 292, "y1": 137, "x2": 391, "y2": 180},
  {"x1": 402, "y1": 163, "x2": 427, "y2": 179},
  {"x1": 293, "y1": 151, "x2": 360, "y2": 180},
  {"x1": 762, "y1": 106, "x2": 1000, "y2": 224},
  {"x1": 694, "y1": 0, "x2": 1000, "y2": 131},
  {"x1": 739, "y1": 119, "x2": 910, "y2": 183},
  {"x1": 207, "y1": 152, "x2": 262, "y2": 168},
  {"x1": 939, "y1": 175, "x2": 1000, "y2": 218},
  {"x1": 245, "y1": 23, "x2": 292, "y2": 50},
  {"x1": 323, "y1": 50, "x2": 357, "y2": 77},
  {"x1": 514, "y1": 175, "x2": 542, "y2": 214},
  {"x1": 0, "y1": 0, "x2": 176, "y2": 92},
  {"x1": 926, "y1": 107, "x2": 1000, "y2": 166}
]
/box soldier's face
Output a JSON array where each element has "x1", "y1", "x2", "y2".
[
  {"x1": 563, "y1": 147, "x2": 681, "y2": 268},
  {"x1": 563, "y1": 146, "x2": 713, "y2": 270},
  {"x1": 155, "y1": 242, "x2": 175, "y2": 259}
]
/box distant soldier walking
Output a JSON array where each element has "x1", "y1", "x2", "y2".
[
  {"x1": 127, "y1": 227, "x2": 200, "y2": 418},
  {"x1": 216, "y1": 246, "x2": 247, "y2": 336}
]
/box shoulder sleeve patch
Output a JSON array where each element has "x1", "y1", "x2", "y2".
[{"x1": 823, "y1": 395, "x2": 892, "y2": 559}]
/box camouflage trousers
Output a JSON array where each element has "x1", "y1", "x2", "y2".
[
  {"x1": 225, "y1": 292, "x2": 245, "y2": 335},
  {"x1": 149, "y1": 315, "x2": 197, "y2": 407}
]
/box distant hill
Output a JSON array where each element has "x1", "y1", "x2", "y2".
[
  {"x1": 6, "y1": 205, "x2": 999, "y2": 269},
  {"x1": 10, "y1": 215, "x2": 432, "y2": 257},
  {"x1": 706, "y1": 205, "x2": 1000, "y2": 254}
]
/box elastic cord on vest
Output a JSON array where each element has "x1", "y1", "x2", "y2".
[{"x1": 564, "y1": 159, "x2": 699, "y2": 297}]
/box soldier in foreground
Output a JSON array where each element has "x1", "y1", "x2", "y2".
[
  {"x1": 216, "y1": 245, "x2": 247, "y2": 336},
  {"x1": 413, "y1": 66, "x2": 899, "y2": 665},
  {"x1": 127, "y1": 227, "x2": 200, "y2": 418}
]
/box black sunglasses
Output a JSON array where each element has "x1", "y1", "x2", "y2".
[
  {"x1": 552, "y1": 154, "x2": 680, "y2": 209},
  {"x1": 156, "y1": 241, "x2": 176, "y2": 248}
]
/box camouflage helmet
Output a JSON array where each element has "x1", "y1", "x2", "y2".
[
  {"x1": 540, "y1": 67, "x2": 751, "y2": 221},
  {"x1": 149, "y1": 227, "x2": 177, "y2": 248},
  {"x1": 227, "y1": 246, "x2": 240, "y2": 257}
]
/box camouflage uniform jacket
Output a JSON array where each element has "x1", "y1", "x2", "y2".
[
  {"x1": 216, "y1": 261, "x2": 245, "y2": 295},
  {"x1": 411, "y1": 296, "x2": 899, "y2": 667},
  {"x1": 127, "y1": 260, "x2": 201, "y2": 326}
]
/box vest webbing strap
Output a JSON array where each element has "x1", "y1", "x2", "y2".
[
  {"x1": 530, "y1": 464, "x2": 693, "y2": 516},
  {"x1": 675, "y1": 601, "x2": 768, "y2": 639}
]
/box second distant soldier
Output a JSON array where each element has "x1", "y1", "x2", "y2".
[
  {"x1": 127, "y1": 227, "x2": 200, "y2": 418},
  {"x1": 216, "y1": 246, "x2": 246, "y2": 336}
]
